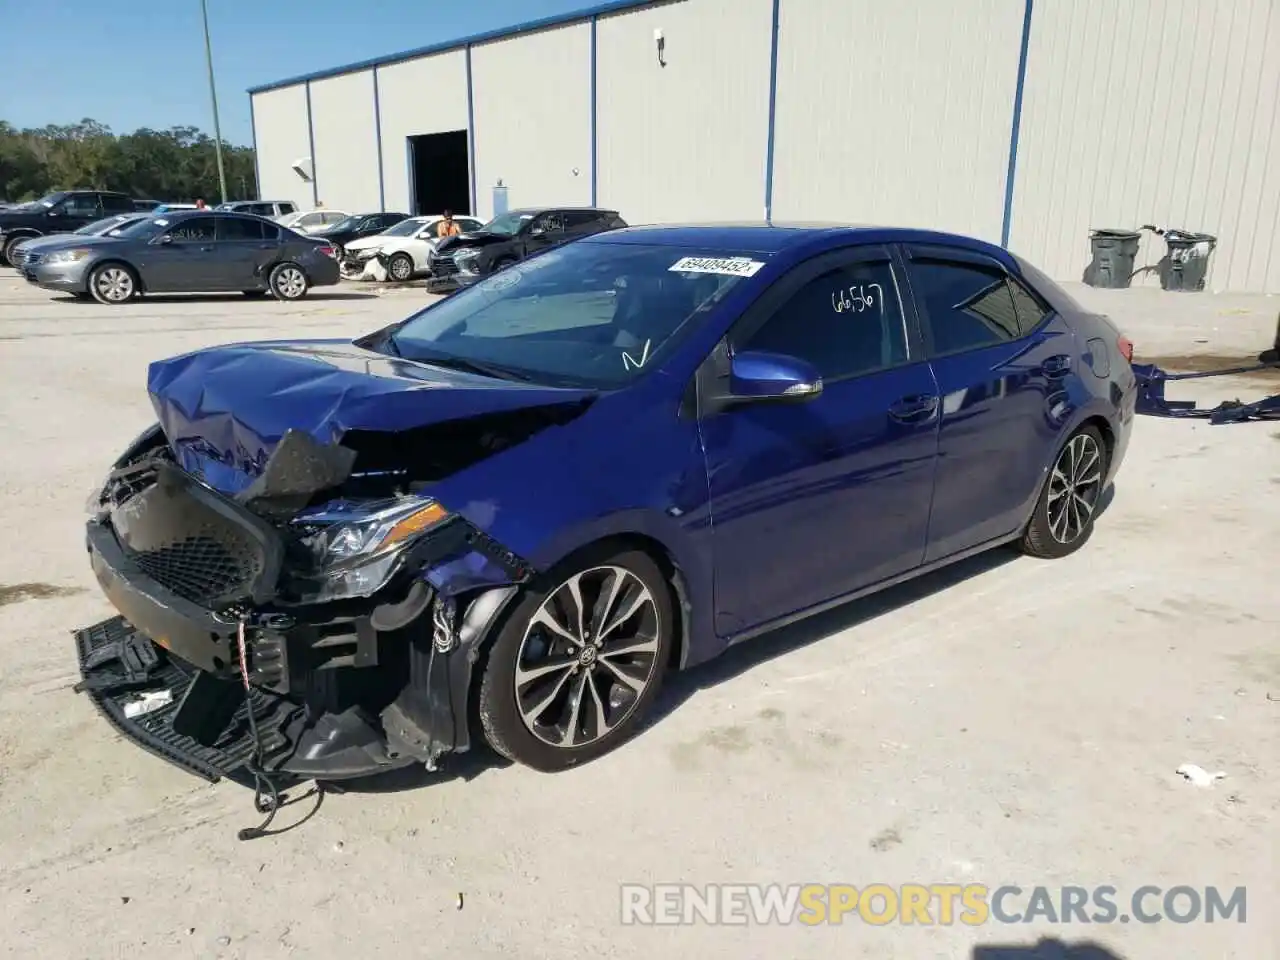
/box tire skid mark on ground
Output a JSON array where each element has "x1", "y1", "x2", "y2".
[{"x1": 2, "y1": 788, "x2": 229, "y2": 892}]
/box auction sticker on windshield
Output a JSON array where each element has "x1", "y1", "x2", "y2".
[{"x1": 669, "y1": 256, "x2": 765, "y2": 277}]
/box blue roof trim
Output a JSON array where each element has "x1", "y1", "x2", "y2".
[{"x1": 246, "y1": 0, "x2": 659, "y2": 94}]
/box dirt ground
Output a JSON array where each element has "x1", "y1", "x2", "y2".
[{"x1": 0, "y1": 275, "x2": 1275, "y2": 959}]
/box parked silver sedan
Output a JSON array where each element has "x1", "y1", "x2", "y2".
[{"x1": 19, "y1": 210, "x2": 341, "y2": 303}]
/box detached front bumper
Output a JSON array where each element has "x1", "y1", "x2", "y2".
[{"x1": 76, "y1": 461, "x2": 530, "y2": 784}]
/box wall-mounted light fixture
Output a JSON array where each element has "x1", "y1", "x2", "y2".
[{"x1": 654, "y1": 28, "x2": 666, "y2": 67}]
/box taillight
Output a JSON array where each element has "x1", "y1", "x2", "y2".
[
  {"x1": 317, "y1": 245, "x2": 337, "y2": 259},
  {"x1": 1117, "y1": 335, "x2": 1134, "y2": 363}
]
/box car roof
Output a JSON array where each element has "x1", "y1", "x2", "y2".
[
  {"x1": 505, "y1": 206, "x2": 616, "y2": 216},
  {"x1": 582, "y1": 222, "x2": 1014, "y2": 261}
]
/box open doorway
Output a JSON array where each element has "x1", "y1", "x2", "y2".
[{"x1": 408, "y1": 131, "x2": 470, "y2": 216}]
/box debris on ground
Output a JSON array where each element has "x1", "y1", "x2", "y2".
[{"x1": 1176, "y1": 764, "x2": 1226, "y2": 787}]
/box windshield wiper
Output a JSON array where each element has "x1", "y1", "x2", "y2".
[{"x1": 416, "y1": 352, "x2": 537, "y2": 382}]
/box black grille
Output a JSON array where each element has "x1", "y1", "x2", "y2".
[
  {"x1": 430, "y1": 253, "x2": 459, "y2": 277},
  {"x1": 109, "y1": 462, "x2": 279, "y2": 607},
  {"x1": 133, "y1": 534, "x2": 263, "y2": 605}
]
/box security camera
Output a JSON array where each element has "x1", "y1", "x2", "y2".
[{"x1": 291, "y1": 156, "x2": 314, "y2": 182}]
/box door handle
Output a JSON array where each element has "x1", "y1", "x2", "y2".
[
  {"x1": 198, "y1": 245, "x2": 214, "y2": 253},
  {"x1": 1040, "y1": 354, "x2": 1072, "y2": 378},
  {"x1": 888, "y1": 394, "x2": 939, "y2": 423}
]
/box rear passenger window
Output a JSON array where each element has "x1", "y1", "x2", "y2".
[
  {"x1": 737, "y1": 258, "x2": 907, "y2": 380},
  {"x1": 908, "y1": 259, "x2": 1026, "y2": 355},
  {"x1": 218, "y1": 217, "x2": 266, "y2": 241},
  {"x1": 1007, "y1": 275, "x2": 1051, "y2": 332}
]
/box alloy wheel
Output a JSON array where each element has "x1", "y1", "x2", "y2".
[
  {"x1": 95, "y1": 267, "x2": 134, "y2": 302},
  {"x1": 275, "y1": 266, "x2": 306, "y2": 298},
  {"x1": 389, "y1": 255, "x2": 412, "y2": 281},
  {"x1": 1046, "y1": 432, "x2": 1103, "y2": 544},
  {"x1": 515, "y1": 565, "x2": 662, "y2": 748}
]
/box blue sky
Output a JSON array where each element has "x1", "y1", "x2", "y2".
[{"x1": 2, "y1": 0, "x2": 607, "y2": 146}]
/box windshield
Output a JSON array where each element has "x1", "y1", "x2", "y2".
[
  {"x1": 380, "y1": 218, "x2": 426, "y2": 238},
  {"x1": 480, "y1": 211, "x2": 534, "y2": 237},
  {"x1": 385, "y1": 242, "x2": 759, "y2": 389},
  {"x1": 7, "y1": 193, "x2": 62, "y2": 212},
  {"x1": 75, "y1": 215, "x2": 131, "y2": 236},
  {"x1": 327, "y1": 216, "x2": 362, "y2": 233}
]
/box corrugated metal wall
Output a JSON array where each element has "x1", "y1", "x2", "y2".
[
  {"x1": 250, "y1": 85, "x2": 312, "y2": 211},
  {"x1": 595, "y1": 0, "x2": 773, "y2": 223},
  {"x1": 772, "y1": 0, "x2": 1025, "y2": 243},
  {"x1": 248, "y1": 0, "x2": 1280, "y2": 291},
  {"x1": 1010, "y1": 0, "x2": 1280, "y2": 293},
  {"x1": 472, "y1": 24, "x2": 593, "y2": 221},
  {"x1": 374, "y1": 52, "x2": 470, "y2": 215},
  {"x1": 308, "y1": 71, "x2": 381, "y2": 214}
]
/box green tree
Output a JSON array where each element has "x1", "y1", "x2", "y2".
[{"x1": 0, "y1": 118, "x2": 256, "y2": 203}]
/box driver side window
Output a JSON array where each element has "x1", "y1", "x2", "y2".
[
  {"x1": 163, "y1": 217, "x2": 217, "y2": 243},
  {"x1": 532, "y1": 213, "x2": 565, "y2": 235},
  {"x1": 736, "y1": 256, "x2": 908, "y2": 381},
  {"x1": 60, "y1": 195, "x2": 101, "y2": 218}
]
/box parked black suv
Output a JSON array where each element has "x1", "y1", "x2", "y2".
[
  {"x1": 426, "y1": 207, "x2": 627, "y2": 291},
  {"x1": 0, "y1": 190, "x2": 137, "y2": 266}
]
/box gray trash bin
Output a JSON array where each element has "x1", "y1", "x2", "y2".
[
  {"x1": 1084, "y1": 229, "x2": 1142, "y2": 288},
  {"x1": 1157, "y1": 230, "x2": 1217, "y2": 292}
]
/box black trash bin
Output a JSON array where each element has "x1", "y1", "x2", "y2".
[
  {"x1": 1157, "y1": 229, "x2": 1217, "y2": 292},
  {"x1": 1084, "y1": 229, "x2": 1142, "y2": 288}
]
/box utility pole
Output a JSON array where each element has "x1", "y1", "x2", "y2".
[{"x1": 200, "y1": 0, "x2": 228, "y2": 204}]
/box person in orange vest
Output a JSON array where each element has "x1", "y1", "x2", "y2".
[{"x1": 436, "y1": 210, "x2": 461, "y2": 239}]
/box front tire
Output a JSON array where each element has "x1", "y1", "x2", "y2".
[
  {"x1": 88, "y1": 262, "x2": 138, "y2": 304},
  {"x1": 1019, "y1": 425, "x2": 1108, "y2": 559},
  {"x1": 269, "y1": 262, "x2": 309, "y2": 301},
  {"x1": 387, "y1": 252, "x2": 414, "y2": 281},
  {"x1": 478, "y1": 547, "x2": 673, "y2": 771}
]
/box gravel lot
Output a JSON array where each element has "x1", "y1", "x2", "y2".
[{"x1": 0, "y1": 274, "x2": 1276, "y2": 959}]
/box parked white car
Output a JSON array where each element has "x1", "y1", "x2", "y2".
[
  {"x1": 277, "y1": 209, "x2": 351, "y2": 234},
  {"x1": 339, "y1": 213, "x2": 484, "y2": 281}
]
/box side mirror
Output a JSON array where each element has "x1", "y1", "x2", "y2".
[
  {"x1": 152, "y1": 234, "x2": 173, "y2": 245},
  {"x1": 529, "y1": 225, "x2": 545, "y2": 236},
  {"x1": 728, "y1": 350, "x2": 823, "y2": 402},
  {"x1": 47, "y1": 209, "x2": 62, "y2": 218}
]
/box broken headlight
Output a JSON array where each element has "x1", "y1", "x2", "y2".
[{"x1": 294, "y1": 497, "x2": 451, "y2": 602}]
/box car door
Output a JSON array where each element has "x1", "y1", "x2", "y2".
[
  {"x1": 900, "y1": 243, "x2": 1076, "y2": 562},
  {"x1": 215, "y1": 215, "x2": 276, "y2": 288},
  {"x1": 700, "y1": 245, "x2": 941, "y2": 637},
  {"x1": 54, "y1": 193, "x2": 102, "y2": 231},
  {"x1": 137, "y1": 215, "x2": 220, "y2": 291}
]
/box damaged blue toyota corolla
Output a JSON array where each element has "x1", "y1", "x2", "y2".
[{"x1": 76, "y1": 224, "x2": 1137, "y2": 801}]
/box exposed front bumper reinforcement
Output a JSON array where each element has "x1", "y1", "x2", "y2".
[
  {"x1": 74, "y1": 615, "x2": 302, "y2": 783},
  {"x1": 1133, "y1": 357, "x2": 1280, "y2": 423}
]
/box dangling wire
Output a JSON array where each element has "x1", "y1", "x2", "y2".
[{"x1": 235, "y1": 615, "x2": 282, "y2": 841}]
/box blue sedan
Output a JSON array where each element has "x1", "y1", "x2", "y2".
[{"x1": 75, "y1": 223, "x2": 1137, "y2": 789}]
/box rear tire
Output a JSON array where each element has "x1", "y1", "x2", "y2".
[
  {"x1": 478, "y1": 546, "x2": 673, "y2": 772},
  {"x1": 88, "y1": 262, "x2": 139, "y2": 304},
  {"x1": 268, "y1": 262, "x2": 309, "y2": 301},
  {"x1": 1019, "y1": 425, "x2": 1108, "y2": 559}
]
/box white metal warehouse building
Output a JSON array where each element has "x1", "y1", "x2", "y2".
[{"x1": 249, "y1": 0, "x2": 1280, "y2": 293}]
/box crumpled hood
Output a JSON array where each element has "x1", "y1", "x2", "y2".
[
  {"x1": 342, "y1": 235, "x2": 388, "y2": 253},
  {"x1": 436, "y1": 232, "x2": 505, "y2": 254},
  {"x1": 147, "y1": 338, "x2": 595, "y2": 494}
]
